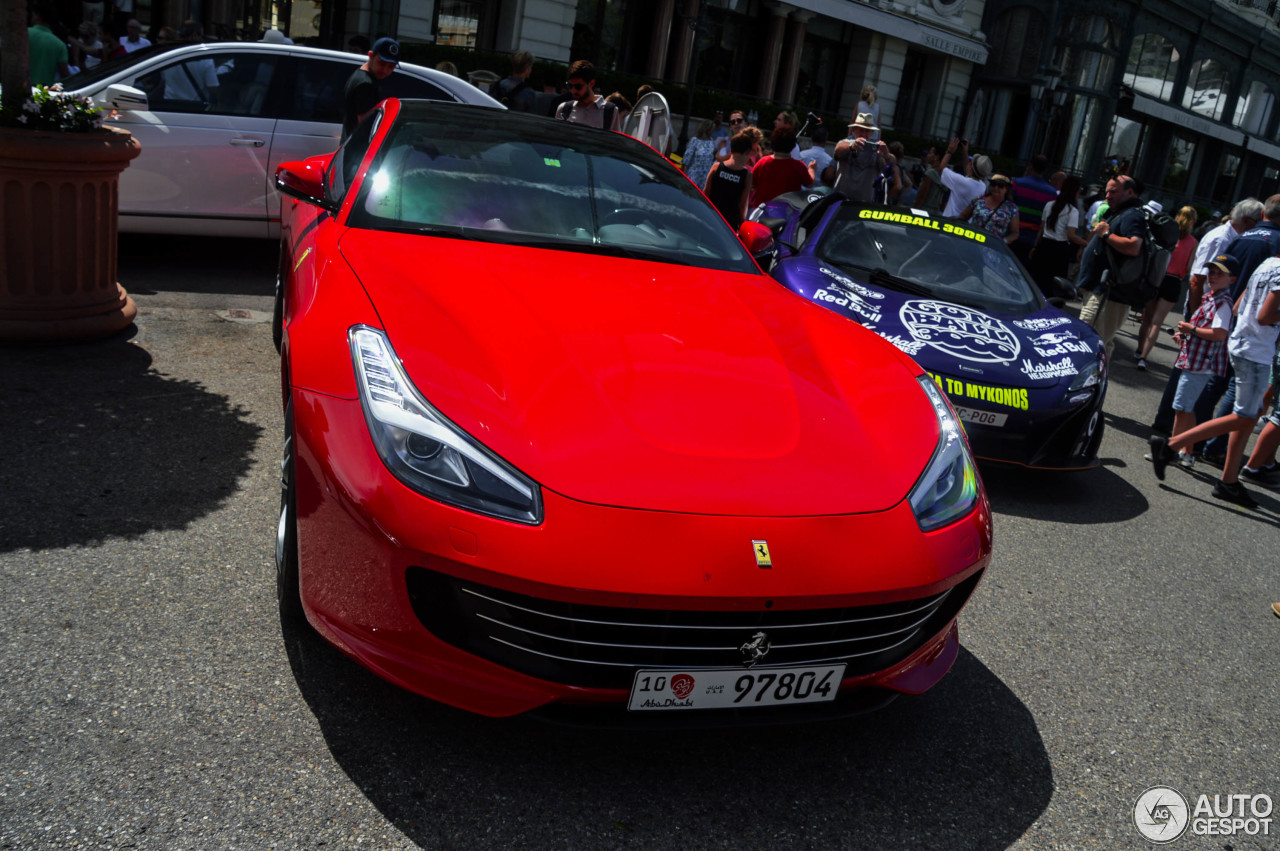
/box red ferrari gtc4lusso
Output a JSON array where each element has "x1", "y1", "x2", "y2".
[{"x1": 272, "y1": 99, "x2": 992, "y2": 724}]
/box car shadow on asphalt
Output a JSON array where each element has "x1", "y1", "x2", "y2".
[
  {"x1": 282, "y1": 621, "x2": 1052, "y2": 850},
  {"x1": 0, "y1": 332, "x2": 262, "y2": 552},
  {"x1": 979, "y1": 460, "x2": 1146, "y2": 524}
]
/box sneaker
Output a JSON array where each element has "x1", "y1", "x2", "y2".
[
  {"x1": 1198, "y1": 451, "x2": 1226, "y2": 468},
  {"x1": 1212, "y1": 480, "x2": 1258, "y2": 508},
  {"x1": 1143, "y1": 451, "x2": 1154, "y2": 462},
  {"x1": 1178, "y1": 452, "x2": 1195, "y2": 469},
  {"x1": 1272, "y1": 602, "x2": 1280, "y2": 619},
  {"x1": 1241, "y1": 464, "x2": 1279, "y2": 485},
  {"x1": 1149, "y1": 435, "x2": 1171, "y2": 480},
  {"x1": 1136, "y1": 358, "x2": 1147, "y2": 370}
]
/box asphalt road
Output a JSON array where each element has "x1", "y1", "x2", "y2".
[{"x1": 1, "y1": 234, "x2": 1277, "y2": 850}]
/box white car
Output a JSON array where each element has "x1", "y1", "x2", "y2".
[{"x1": 63, "y1": 42, "x2": 502, "y2": 237}]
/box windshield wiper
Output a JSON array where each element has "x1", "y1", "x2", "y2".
[{"x1": 869, "y1": 267, "x2": 932, "y2": 296}]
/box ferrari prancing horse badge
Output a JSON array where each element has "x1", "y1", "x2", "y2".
[{"x1": 752, "y1": 540, "x2": 772, "y2": 568}]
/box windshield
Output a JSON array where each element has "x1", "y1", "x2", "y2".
[
  {"x1": 61, "y1": 43, "x2": 185, "y2": 91},
  {"x1": 348, "y1": 104, "x2": 758, "y2": 274},
  {"x1": 815, "y1": 207, "x2": 1043, "y2": 316}
]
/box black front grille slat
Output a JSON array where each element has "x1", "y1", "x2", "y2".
[{"x1": 407, "y1": 568, "x2": 982, "y2": 689}]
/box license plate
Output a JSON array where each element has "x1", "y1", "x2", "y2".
[
  {"x1": 628, "y1": 664, "x2": 845, "y2": 711},
  {"x1": 954, "y1": 406, "x2": 1008, "y2": 427}
]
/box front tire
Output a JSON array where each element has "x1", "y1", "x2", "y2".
[{"x1": 276, "y1": 399, "x2": 305, "y2": 624}]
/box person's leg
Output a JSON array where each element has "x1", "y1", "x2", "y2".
[
  {"x1": 1198, "y1": 369, "x2": 1234, "y2": 458},
  {"x1": 1093, "y1": 300, "x2": 1129, "y2": 362},
  {"x1": 1218, "y1": 357, "x2": 1272, "y2": 484},
  {"x1": 1151, "y1": 367, "x2": 1183, "y2": 436},
  {"x1": 1138, "y1": 298, "x2": 1176, "y2": 360},
  {"x1": 1244, "y1": 419, "x2": 1280, "y2": 472},
  {"x1": 1079, "y1": 290, "x2": 1104, "y2": 326}
]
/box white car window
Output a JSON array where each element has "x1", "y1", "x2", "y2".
[{"x1": 134, "y1": 53, "x2": 277, "y2": 116}]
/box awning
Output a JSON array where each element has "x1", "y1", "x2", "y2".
[
  {"x1": 1130, "y1": 93, "x2": 1246, "y2": 147},
  {"x1": 788, "y1": 0, "x2": 989, "y2": 64}
]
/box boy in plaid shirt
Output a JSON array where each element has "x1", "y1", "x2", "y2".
[{"x1": 1165, "y1": 254, "x2": 1238, "y2": 467}]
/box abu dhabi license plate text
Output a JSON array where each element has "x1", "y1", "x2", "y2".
[
  {"x1": 954, "y1": 406, "x2": 1008, "y2": 427},
  {"x1": 628, "y1": 664, "x2": 845, "y2": 711}
]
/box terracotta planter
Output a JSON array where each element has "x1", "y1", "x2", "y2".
[{"x1": 0, "y1": 125, "x2": 141, "y2": 343}]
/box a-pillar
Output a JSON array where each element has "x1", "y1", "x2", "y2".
[
  {"x1": 646, "y1": 0, "x2": 677, "y2": 80},
  {"x1": 775, "y1": 9, "x2": 813, "y2": 105},
  {"x1": 756, "y1": 2, "x2": 791, "y2": 100},
  {"x1": 667, "y1": 0, "x2": 699, "y2": 84}
]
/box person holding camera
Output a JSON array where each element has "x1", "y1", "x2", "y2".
[
  {"x1": 831, "y1": 113, "x2": 888, "y2": 202},
  {"x1": 936, "y1": 137, "x2": 992, "y2": 219}
]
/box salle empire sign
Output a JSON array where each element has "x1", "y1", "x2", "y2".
[{"x1": 920, "y1": 31, "x2": 986, "y2": 63}]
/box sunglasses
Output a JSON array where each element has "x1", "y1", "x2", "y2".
[
  {"x1": 990, "y1": 181, "x2": 1010, "y2": 188},
  {"x1": 729, "y1": 117, "x2": 745, "y2": 124},
  {"x1": 566, "y1": 81, "x2": 588, "y2": 91}
]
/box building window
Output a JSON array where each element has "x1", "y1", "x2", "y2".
[
  {"x1": 988, "y1": 7, "x2": 1046, "y2": 80},
  {"x1": 1184, "y1": 58, "x2": 1230, "y2": 121},
  {"x1": 1124, "y1": 33, "x2": 1179, "y2": 100},
  {"x1": 1056, "y1": 15, "x2": 1117, "y2": 92},
  {"x1": 1235, "y1": 80, "x2": 1275, "y2": 135},
  {"x1": 1164, "y1": 135, "x2": 1195, "y2": 192},
  {"x1": 436, "y1": 0, "x2": 481, "y2": 48}
]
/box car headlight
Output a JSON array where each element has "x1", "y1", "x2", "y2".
[
  {"x1": 909, "y1": 376, "x2": 980, "y2": 532},
  {"x1": 1066, "y1": 354, "x2": 1104, "y2": 392},
  {"x1": 349, "y1": 326, "x2": 543, "y2": 525}
]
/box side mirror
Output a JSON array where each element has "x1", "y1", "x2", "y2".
[
  {"x1": 276, "y1": 156, "x2": 334, "y2": 212},
  {"x1": 738, "y1": 220, "x2": 775, "y2": 257},
  {"x1": 104, "y1": 83, "x2": 148, "y2": 111}
]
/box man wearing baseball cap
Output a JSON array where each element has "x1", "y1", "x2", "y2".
[{"x1": 343, "y1": 36, "x2": 400, "y2": 142}]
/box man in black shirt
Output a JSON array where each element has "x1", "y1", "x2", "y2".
[{"x1": 342, "y1": 37, "x2": 400, "y2": 142}]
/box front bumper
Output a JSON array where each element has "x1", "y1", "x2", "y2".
[{"x1": 292, "y1": 389, "x2": 993, "y2": 719}]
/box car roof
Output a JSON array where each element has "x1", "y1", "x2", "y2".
[{"x1": 69, "y1": 41, "x2": 502, "y2": 108}]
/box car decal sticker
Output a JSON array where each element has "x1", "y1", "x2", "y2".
[
  {"x1": 1013, "y1": 316, "x2": 1073, "y2": 330},
  {"x1": 876, "y1": 331, "x2": 928, "y2": 356},
  {"x1": 855, "y1": 209, "x2": 988, "y2": 243},
  {"x1": 1020, "y1": 356, "x2": 1080, "y2": 380},
  {"x1": 1030, "y1": 331, "x2": 1093, "y2": 358},
  {"x1": 900, "y1": 300, "x2": 1021, "y2": 363},
  {"x1": 926, "y1": 371, "x2": 1030, "y2": 410},
  {"x1": 814, "y1": 288, "x2": 882, "y2": 324},
  {"x1": 820, "y1": 266, "x2": 884, "y2": 301}
]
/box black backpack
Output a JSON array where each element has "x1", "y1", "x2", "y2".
[
  {"x1": 496, "y1": 78, "x2": 527, "y2": 109},
  {"x1": 1105, "y1": 207, "x2": 1175, "y2": 307}
]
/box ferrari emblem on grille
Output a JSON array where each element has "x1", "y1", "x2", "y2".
[
  {"x1": 752, "y1": 540, "x2": 772, "y2": 568},
  {"x1": 739, "y1": 631, "x2": 771, "y2": 667}
]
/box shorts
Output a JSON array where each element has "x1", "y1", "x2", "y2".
[
  {"x1": 1157, "y1": 273, "x2": 1182, "y2": 304},
  {"x1": 1230, "y1": 354, "x2": 1271, "y2": 417},
  {"x1": 1173, "y1": 371, "x2": 1212, "y2": 412}
]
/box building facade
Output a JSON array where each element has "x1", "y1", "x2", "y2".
[
  {"x1": 974, "y1": 0, "x2": 1280, "y2": 212},
  {"x1": 214, "y1": 0, "x2": 991, "y2": 139}
]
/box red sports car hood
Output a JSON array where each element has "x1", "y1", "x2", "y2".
[{"x1": 342, "y1": 231, "x2": 940, "y2": 516}]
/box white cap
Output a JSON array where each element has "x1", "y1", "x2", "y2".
[{"x1": 1144, "y1": 200, "x2": 1162, "y2": 214}]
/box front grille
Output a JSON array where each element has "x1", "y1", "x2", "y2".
[{"x1": 407, "y1": 568, "x2": 982, "y2": 689}]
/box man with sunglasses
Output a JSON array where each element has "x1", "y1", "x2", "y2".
[{"x1": 555, "y1": 60, "x2": 620, "y2": 131}]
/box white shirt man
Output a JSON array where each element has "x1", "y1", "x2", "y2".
[{"x1": 121, "y1": 19, "x2": 150, "y2": 52}]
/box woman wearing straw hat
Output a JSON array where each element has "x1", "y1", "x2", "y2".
[{"x1": 831, "y1": 112, "x2": 888, "y2": 202}]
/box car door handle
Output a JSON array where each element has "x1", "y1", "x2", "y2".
[{"x1": 230, "y1": 138, "x2": 266, "y2": 147}]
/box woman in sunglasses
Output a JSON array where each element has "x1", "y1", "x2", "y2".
[{"x1": 961, "y1": 174, "x2": 1021, "y2": 244}]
